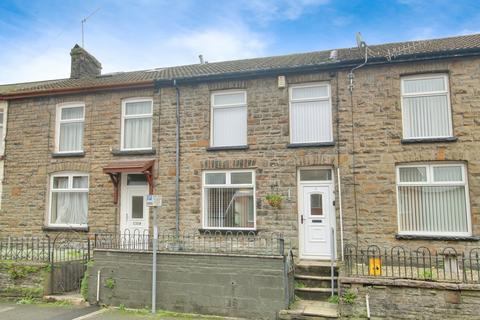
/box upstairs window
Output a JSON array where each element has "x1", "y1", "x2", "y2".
[
  {"x1": 0, "y1": 109, "x2": 4, "y2": 154},
  {"x1": 203, "y1": 170, "x2": 255, "y2": 230},
  {"x1": 121, "y1": 98, "x2": 153, "y2": 150},
  {"x1": 401, "y1": 74, "x2": 453, "y2": 139},
  {"x1": 56, "y1": 103, "x2": 84, "y2": 153},
  {"x1": 396, "y1": 163, "x2": 470, "y2": 236},
  {"x1": 290, "y1": 83, "x2": 333, "y2": 144},
  {"x1": 211, "y1": 91, "x2": 247, "y2": 147},
  {"x1": 49, "y1": 172, "x2": 89, "y2": 227}
]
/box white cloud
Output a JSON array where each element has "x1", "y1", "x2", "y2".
[
  {"x1": 242, "y1": 0, "x2": 329, "y2": 23},
  {"x1": 165, "y1": 28, "x2": 268, "y2": 63}
]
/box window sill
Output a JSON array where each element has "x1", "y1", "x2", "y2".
[
  {"x1": 198, "y1": 228, "x2": 258, "y2": 235},
  {"x1": 395, "y1": 234, "x2": 479, "y2": 241},
  {"x1": 287, "y1": 142, "x2": 335, "y2": 148},
  {"x1": 206, "y1": 145, "x2": 249, "y2": 151},
  {"x1": 112, "y1": 148, "x2": 156, "y2": 156},
  {"x1": 401, "y1": 137, "x2": 458, "y2": 144},
  {"x1": 52, "y1": 151, "x2": 85, "y2": 158},
  {"x1": 42, "y1": 225, "x2": 89, "y2": 232}
]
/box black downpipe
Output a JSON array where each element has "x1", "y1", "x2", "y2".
[{"x1": 173, "y1": 80, "x2": 180, "y2": 238}]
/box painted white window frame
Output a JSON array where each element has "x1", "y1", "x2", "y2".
[
  {"x1": 395, "y1": 163, "x2": 471, "y2": 237},
  {"x1": 400, "y1": 73, "x2": 453, "y2": 139},
  {"x1": 0, "y1": 106, "x2": 5, "y2": 155},
  {"x1": 121, "y1": 97, "x2": 153, "y2": 151},
  {"x1": 55, "y1": 102, "x2": 85, "y2": 153},
  {"x1": 48, "y1": 171, "x2": 89, "y2": 228},
  {"x1": 210, "y1": 90, "x2": 247, "y2": 147},
  {"x1": 202, "y1": 169, "x2": 256, "y2": 230},
  {"x1": 289, "y1": 82, "x2": 333, "y2": 144}
]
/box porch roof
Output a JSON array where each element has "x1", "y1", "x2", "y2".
[
  {"x1": 102, "y1": 159, "x2": 155, "y2": 174},
  {"x1": 103, "y1": 159, "x2": 155, "y2": 204}
]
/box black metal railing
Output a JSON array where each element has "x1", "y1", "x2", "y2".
[
  {"x1": 0, "y1": 235, "x2": 91, "y2": 263},
  {"x1": 95, "y1": 230, "x2": 289, "y2": 256},
  {"x1": 344, "y1": 244, "x2": 480, "y2": 284}
]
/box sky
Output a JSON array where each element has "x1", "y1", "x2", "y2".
[{"x1": 0, "y1": 0, "x2": 479, "y2": 85}]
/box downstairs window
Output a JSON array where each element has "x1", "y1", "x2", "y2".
[
  {"x1": 203, "y1": 170, "x2": 255, "y2": 230},
  {"x1": 49, "y1": 172, "x2": 89, "y2": 227},
  {"x1": 396, "y1": 163, "x2": 471, "y2": 236}
]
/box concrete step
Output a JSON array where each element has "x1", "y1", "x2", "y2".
[
  {"x1": 295, "y1": 274, "x2": 338, "y2": 288},
  {"x1": 295, "y1": 287, "x2": 338, "y2": 300},
  {"x1": 295, "y1": 261, "x2": 339, "y2": 277},
  {"x1": 279, "y1": 300, "x2": 338, "y2": 319}
]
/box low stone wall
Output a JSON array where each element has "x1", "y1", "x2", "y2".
[
  {"x1": 88, "y1": 250, "x2": 290, "y2": 320},
  {"x1": 0, "y1": 261, "x2": 50, "y2": 298},
  {"x1": 339, "y1": 277, "x2": 480, "y2": 319}
]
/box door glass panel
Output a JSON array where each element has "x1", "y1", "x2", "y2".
[
  {"x1": 205, "y1": 172, "x2": 226, "y2": 184},
  {"x1": 127, "y1": 174, "x2": 148, "y2": 186},
  {"x1": 231, "y1": 172, "x2": 252, "y2": 184},
  {"x1": 311, "y1": 194, "x2": 323, "y2": 216},
  {"x1": 300, "y1": 169, "x2": 332, "y2": 181},
  {"x1": 131, "y1": 196, "x2": 144, "y2": 219}
]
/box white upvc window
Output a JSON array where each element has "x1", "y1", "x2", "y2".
[
  {"x1": 396, "y1": 163, "x2": 471, "y2": 236},
  {"x1": 121, "y1": 98, "x2": 153, "y2": 150},
  {"x1": 0, "y1": 109, "x2": 4, "y2": 155},
  {"x1": 56, "y1": 103, "x2": 85, "y2": 153},
  {"x1": 401, "y1": 74, "x2": 453, "y2": 139},
  {"x1": 289, "y1": 83, "x2": 333, "y2": 144},
  {"x1": 202, "y1": 170, "x2": 255, "y2": 230},
  {"x1": 211, "y1": 91, "x2": 247, "y2": 147},
  {"x1": 48, "y1": 172, "x2": 89, "y2": 227}
]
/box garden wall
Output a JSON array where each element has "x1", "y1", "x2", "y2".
[
  {"x1": 0, "y1": 261, "x2": 50, "y2": 298},
  {"x1": 339, "y1": 277, "x2": 480, "y2": 319},
  {"x1": 88, "y1": 249, "x2": 291, "y2": 320}
]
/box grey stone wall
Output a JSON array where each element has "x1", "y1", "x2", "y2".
[
  {"x1": 339, "y1": 277, "x2": 480, "y2": 319},
  {"x1": 88, "y1": 249, "x2": 289, "y2": 319}
]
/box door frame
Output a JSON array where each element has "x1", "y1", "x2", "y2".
[
  {"x1": 297, "y1": 167, "x2": 336, "y2": 260},
  {"x1": 120, "y1": 172, "x2": 149, "y2": 234}
]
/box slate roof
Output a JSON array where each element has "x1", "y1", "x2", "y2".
[{"x1": 2, "y1": 33, "x2": 480, "y2": 97}]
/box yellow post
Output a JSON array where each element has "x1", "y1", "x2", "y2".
[{"x1": 369, "y1": 257, "x2": 382, "y2": 276}]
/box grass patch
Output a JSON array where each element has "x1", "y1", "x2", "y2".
[
  {"x1": 342, "y1": 290, "x2": 357, "y2": 304},
  {"x1": 328, "y1": 294, "x2": 339, "y2": 304},
  {"x1": 116, "y1": 307, "x2": 229, "y2": 319},
  {"x1": 294, "y1": 281, "x2": 306, "y2": 288}
]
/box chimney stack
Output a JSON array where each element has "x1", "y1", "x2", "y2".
[{"x1": 70, "y1": 44, "x2": 102, "y2": 78}]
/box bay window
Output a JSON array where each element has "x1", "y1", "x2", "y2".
[
  {"x1": 396, "y1": 163, "x2": 470, "y2": 236},
  {"x1": 203, "y1": 170, "x2": 255, "y2": 230},
  {"x1": 121, "y1": 98, "x2": 153, "y2": 150},
  {"x1": 49, "y1": 172, "x2": 89, "y2": 227},
  {"x1": 56, "y1": 103, "x2": 84, "y2": 153},
  {"x1": 401, "y1": 74, "x2": 453, "y2": 140}
]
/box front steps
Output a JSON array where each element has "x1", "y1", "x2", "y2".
[{"x1": 279, "y1": 260, "x2": 339, "y2": 319}]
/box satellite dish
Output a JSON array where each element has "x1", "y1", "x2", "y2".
[{"x1": 356, "y1": 32, "x2": 366, "y2": 49}]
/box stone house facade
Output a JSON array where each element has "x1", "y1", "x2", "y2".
[{"x1": 1, "y1": 34, "x2": 480, "y2": 260}]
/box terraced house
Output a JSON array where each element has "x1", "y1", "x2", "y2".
[
  {"x1": 2, "y1": 33, "x2": 480, "y2": 319},
  {"x1": 0, "y1": 34, "x2": 479, "y2": 261}
]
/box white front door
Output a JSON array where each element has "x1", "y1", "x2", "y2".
[
  {"x1": 299, "y1": 184, "x2": 334, "y2": 260},
  {"x1": 120, "y1": 173, "x2": 149, "y2": 235}
]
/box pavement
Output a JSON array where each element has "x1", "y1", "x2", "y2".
[{"x1": 0, "y1": 301, "x2": 236, "y2": 320}]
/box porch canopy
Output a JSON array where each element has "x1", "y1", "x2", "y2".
[{"x1": 103, "y1": 159, "x2": 155, "y2": 204}]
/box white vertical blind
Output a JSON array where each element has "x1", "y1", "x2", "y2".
[
  {"x1": 402, "y1": 75, "x2": 452, "y2": 139},
  {"x1": 122, "y1": 99, "x2": 153, "y2": 150},
  {"x1": 57, "y1": 105, "x2": 84, "y2": 152},
  {"x1": 290, "y1": 84, "x2": 332, "y2": 144},
  {"x1": 397, "y1": 164, "x2": 470, "y2": 235},
  {"x1": 211, "y1": 92, "x2": 247, "y2": 147},
  {"x1": 203, "y1": 171, "x2": 255, "y2": 229}
]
